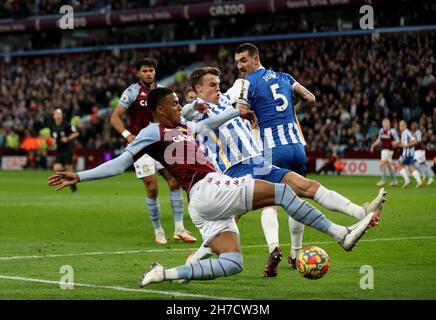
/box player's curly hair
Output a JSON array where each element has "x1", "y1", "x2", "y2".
[
  {"x1": 190, "y1": 67, "x2": 221, "y2": 92},
  {"x1": 135, "y1": 58, "x2": 158, "y2": 71}
]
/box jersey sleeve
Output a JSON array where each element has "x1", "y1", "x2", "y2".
[
  {"x1": 189, "y1": 107, "x2": 240, "y2": 134},
  {"x1": 415, "y1": 130, "x2": 422, "y2": 142},
  {"x1": 125, "y1": 124, "x2": 161, "y2": 156},
  {"x1": 378, "y1": 128, "x2": 383, "y2": 140},
  {"x1": 118, "y1": 85, "x2": 139, "y2": 110},
  {"x1": 224, "y1": 79, "x2": 249, "y2": 105},
  {"x1": 285, "y1": 73, "x2": 299, "y2": 90},
  {"x1": 181, "y1": 98, "x2": 209, "y2": 122},
  {"x1": 227, "y1": 79, "x2": 251, "y2": 106},
  {"x1": 391, "y1": 129, "x2": 399, "y2": 141}
]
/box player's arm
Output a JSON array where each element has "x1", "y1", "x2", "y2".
[
  {"x1": 391, "y1": 129, "x2": 400, "y2": 148},
  {"x1": 370, "y1": 138, "x2": 381, "y2": 153},
  {"x1": 111, "y1": 87, "x2": 137, "y2": 143},
  {"x1": 111, "y1": 106, "x2": 136, "y2": 143},
  {"x1": 293, "y1": 83, "x2": 316, "y2": 113},
  {"x1": 408, "y1": 137, "x2": 417, "y2": 147},
  {"x1": 191, "y1": 107, "x2": 244, "y2": 134},
  {"x1": 181, "y1": 99, "x2": 208, "y2": 121},
  {"x1": 48, "y1": 151, "x2": 134, "y2": 190},
  {"x1": 227, "y1": 78, "x2": 254, "y2": 120},
  {"x1": 67, "y1": 125, "x2": 79, "y2": 142},
  {"x1": 48, "y1": 126, "x2": 159, "y2": 191}
]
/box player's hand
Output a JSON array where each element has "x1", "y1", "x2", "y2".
[
  {"x1": 370, "y1": 147, "x2": 374, "y2": 153},
  {"x1": 193, "y1": 101, "x2": 209, "y2": 113},
  {"x1": 61, "y1": 137, "x2": 68, "y2": 143},
  {"x1": 236, "y1": 105, "x2": 255, "y2": 120},
  {"x1": 48, "y1": 172, "x2": 80, "y2": 191},
  {"x1": 126, "y1": 134, "x2": 136, "y2": 143}
]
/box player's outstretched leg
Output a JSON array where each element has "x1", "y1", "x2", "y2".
[
  {"x1": 253, "y1": 180, "x2": 376, "y2": 252},
  {"x1": 139, "y1": 232, "x2": 242, "y2": 287},
  {"x1": 140, "y1": 252, "x2": 242, "y2": 287},
  {"x1": 280, "y1": 172, "x2": 386, "y2": 225}
]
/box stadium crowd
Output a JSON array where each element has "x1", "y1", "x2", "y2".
[
  {"x1": 1, "y1": 32, "x2": 435, "y2": 161},
  {"x1": 0, "y1": 0, "x2": 212, "y2": 18}
]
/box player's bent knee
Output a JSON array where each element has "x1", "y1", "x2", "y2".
[
  {"x1": 307, "y1": 180, "x2": 320, "y2": 198},
  {"x1": 167, "y1": 178, "x2": 180, "y2": 191},
  {"x1": 143, "y1": 180, "x2": 158, "y2": 196},
  {"x1": 219, "y1": 252, "x2": 243, "y2": 276}
]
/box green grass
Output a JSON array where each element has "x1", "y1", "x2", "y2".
[{"x1": 0, "y1": 170, "x2": 435, "y2": 300}]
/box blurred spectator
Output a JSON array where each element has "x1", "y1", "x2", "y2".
[
  {"x1": 6, "y1": 129, "x2": 20, "y2": 150},
  {"x1": 316, "y1": 143, "x2": 344, "y2": 175}
]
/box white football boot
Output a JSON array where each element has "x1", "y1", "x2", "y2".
[
  {"x1": 155, "y1": 230, "x2": 168, "y2": 244},
  {"x1": 338, "y1": 211, "x2": 375, "y2": 252},
  {"x1": 362, "y1": 188, "x2": 387, "y2": 227},
  {"x1": 139, "y1": 263, "x2": 165, "y2": 287}
]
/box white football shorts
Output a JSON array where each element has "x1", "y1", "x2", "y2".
[
  {"x1": 414, "y1": 150, "x2": 426, "y2": 164},
  {"x1": 381, "y1": 149, "x2": 394, "y2": 163},
  {"x1": 133, "y1": 153, "x2": 164, "y2": 178},
  {"x1": 188, "y1": 172, "x2": 255, "y2": 245}
]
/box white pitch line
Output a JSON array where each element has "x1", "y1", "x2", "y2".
[
  {"x1": 0, "y1": 275, "x2": 239, "y2": 300},
  {"x1": 0, "y1": 236, "x2": 435, "y2": 261}
]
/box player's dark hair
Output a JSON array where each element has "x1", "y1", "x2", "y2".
[
  {"x1": 235, "y1": 43, "x2": 259, "y2": 56},
  {"x1": 147, "y1": 87, "x2": 174, "y2": 111},
  {"x1": 190, "y1": 67, "x2": 221, "y2": 92},
  {"x1": 135, "y1": 58, "x2": 158, "y2": 71}
]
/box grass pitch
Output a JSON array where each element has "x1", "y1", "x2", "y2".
[{"x1": 0, "y1": 170, "x2": 435, "y2": 300}]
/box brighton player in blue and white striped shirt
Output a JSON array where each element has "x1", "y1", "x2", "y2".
[
  {"x1": 398, "y1": 120, "x2": 423, "y2": 188},
  {"x1": 182, "y1": 67, "x2": 386, "y2": 277},
  {"x1": 233, "y1": 43, "x2": 316, "y2": 270}
]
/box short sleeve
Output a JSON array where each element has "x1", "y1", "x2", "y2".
[{"x1": 118, "y1": 85, "x2": 139, "y2": 109}]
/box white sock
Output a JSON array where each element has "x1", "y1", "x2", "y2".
[
  {"x1": 400, "y1": 168, "x2": 410, "y2": 183},
  {"x1": 175, "y1": 220, "x2": 184, "y2": 234},
  {"x1": 154, "y1": 227, "x2": 165, "y2": 235},
  {"x1": 412, "y1": 170, "x2": 422, "y2": 184},
  {"x1": 188, "y1": 245, "x2": 213, "y2": 263},
  {"x1": 164, "y1": 268, "x2": 179, "y2": 280},
  {"x1": 314, "y1": 185, "x2": 366, "y2": 220},
  {"x1": 261, "y1": 207, "x2": 279, "y2": 254},
  {"x1": 326, "y1": 223, "x2": 347, "y2": 242},
  {"x1": 288, "y1": 217, "x2": 304, "y2": 259}
]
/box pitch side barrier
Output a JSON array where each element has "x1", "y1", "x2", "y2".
[
  {"x1": 2, "y1": 149, "x2": 435, "y2": 175},
  {"x1": 1, "y1": 24, "x2": 436, "y2": 58},
  {"x1": 311, "y1": 150, "x2": 436, "y2": 176}
]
